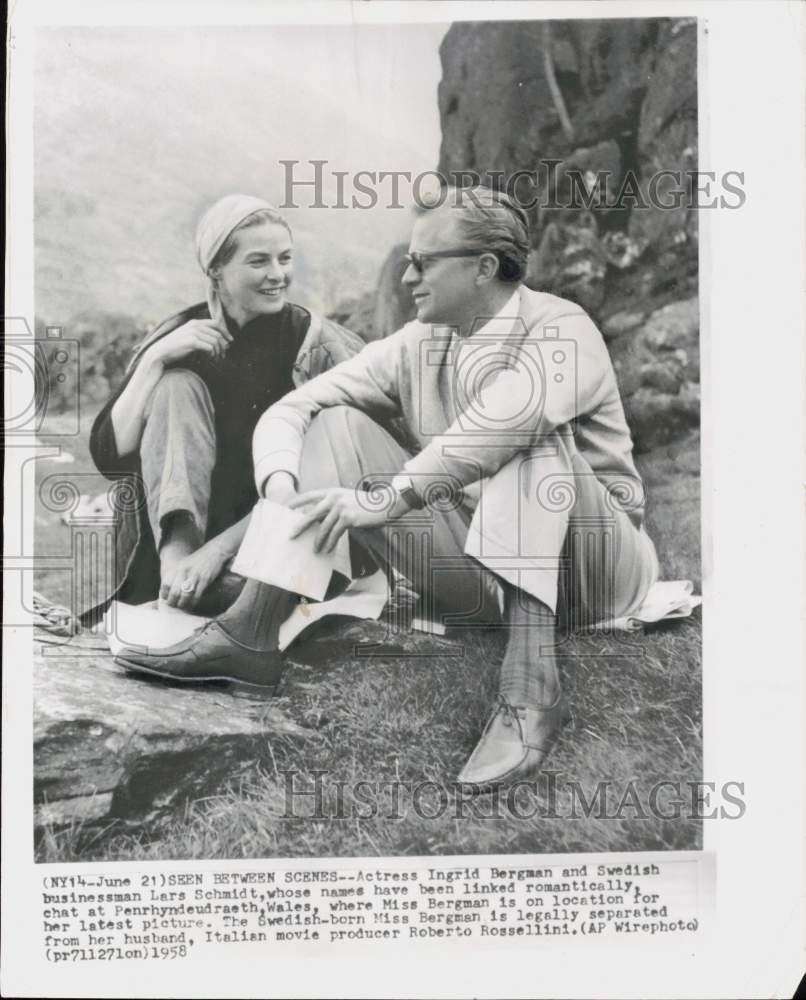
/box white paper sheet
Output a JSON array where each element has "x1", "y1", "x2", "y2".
[
  {"x1": 278, "y1": 570, "x2": 389, "y2": 649},
  {"x1": 591, "y1": 579, "x2": 702, "y2": 633},
  {"x1": 411, "y1": 617, "x2": 448, "y2": 636},
  {"x1": 104, "y1": 574, "x2": 391, "y2": 656},
  {"x1": 104, "y1": 600, "x2": 210, "y2": 656},
  {"x1": 231, "y1": 499, "x2": 352, "y2": 601}
]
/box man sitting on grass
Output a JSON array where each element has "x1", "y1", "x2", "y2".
[{"x1": 116, "y1": 186, "x2": 659, "y2": 788}]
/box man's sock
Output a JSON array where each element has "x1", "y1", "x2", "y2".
[
  {"x1": 498, "y1": 585, "x2": 562, "y2": 709},
  {"x1": 216, "y1": 579, "x2": 296, "y2": 651}
]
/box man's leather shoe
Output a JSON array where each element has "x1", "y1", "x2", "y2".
[
  {"x1": 457, "y1": 694, "x2": 571, "y2": 788},
  {"x1": 114, "y1": 621, "x2": 284, "y2": 698}
]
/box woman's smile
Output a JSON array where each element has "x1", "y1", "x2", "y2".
[{"x1": 215, "y1": 221, "x2": 295, "y2": 324}]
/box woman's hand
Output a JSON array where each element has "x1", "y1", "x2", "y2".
[
  {"x1": 109, "y1": 319, "x2": 232, "y2": 459},
  {"x1": 161, "y1": 538, "x2": 231, "y2": 610},
  {"x1": 288, "y1": 487, "x2": 392, "y2": 553},
  {"x1": 148, "y1": 319, "x2": 233, "y2": 368}
]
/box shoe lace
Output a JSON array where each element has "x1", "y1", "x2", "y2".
[{"x1": 496, "y1": 695, "x2": 521, "y2": 729}]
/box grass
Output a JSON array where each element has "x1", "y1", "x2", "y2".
[{"x1": 34, "y1": 410, "x2": 702, "y2": 861}]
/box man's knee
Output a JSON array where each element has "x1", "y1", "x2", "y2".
[
  {"x1": 306, "y1": 405, "x2": 384, "y2": 452},
  {"x1": 300, "y1": 406, "x2": 393, "y2": 493},
  {"x1": 309, "y1": 405, "x2": 375, "y2": 434}
]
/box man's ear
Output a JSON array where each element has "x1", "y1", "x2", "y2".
[{"x1": 476, "y1": 252, "x2": 500, "y2": 283}]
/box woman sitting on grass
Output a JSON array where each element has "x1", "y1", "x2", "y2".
[{"x1": 88, "y1": 194, "x2": 363, "y2": 619}]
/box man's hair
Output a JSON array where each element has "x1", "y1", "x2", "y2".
[
  {"x1": 210, "y1": 208, "x2": 292, "y2": 271},
  {"x1": 427, "y1": 186, "x2": 531, "y2": 283}
]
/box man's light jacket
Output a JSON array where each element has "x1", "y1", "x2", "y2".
[{"x1": 253, "y1": 286, "x2": 648, "y2": 612}]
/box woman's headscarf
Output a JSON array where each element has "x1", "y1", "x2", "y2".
[{"x1": 195, "y1": 194, "x2": 283, "y2": 326}]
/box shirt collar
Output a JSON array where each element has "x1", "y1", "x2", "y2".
[
  {"x1": 491, "y1": 287, "x2": 522, "y2": 325},
  {"x1": 465, "y1": 286, "x2": 522, "y2": 342}
]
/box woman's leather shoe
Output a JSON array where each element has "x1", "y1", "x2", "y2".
[
  {"x1": 114, "y1": 621, "x2": 284, "y2": 697},
  {"x1": 457, "y1": 694, "x2": 571, "y2": 788}
]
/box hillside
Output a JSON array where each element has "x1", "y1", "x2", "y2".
[{"x1": 34, "y1": 27, "x2": 441, "y2": 328}]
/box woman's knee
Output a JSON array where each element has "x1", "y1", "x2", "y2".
[
  {"x1": 154, "y1": 367, "x2": 207, "y2": 396},
  {"x1": 147, "y1": 368, "x2": 213, "y2": 418}
]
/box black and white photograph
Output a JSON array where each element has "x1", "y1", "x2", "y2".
[
  {"x1": 29, "y1": 13, "x2": 706, "y2": 861},
  {"x1": 3, "y1": 2, "x2": 804, "y2": 997}
]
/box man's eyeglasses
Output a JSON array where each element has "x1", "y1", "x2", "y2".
[{"x1": 405, "y1": 249, "x2": 486, "y2": 274}]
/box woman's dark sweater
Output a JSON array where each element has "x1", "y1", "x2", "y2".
[{"x1": 88, "y1": 302, "x2": 314, "y2": 608}]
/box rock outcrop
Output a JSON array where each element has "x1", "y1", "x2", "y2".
[
  {"x1": 33, "y1": 612, "x2": 463, "y2": 830},
  {"x1": 434, "y1": 16, "x2": 698, "y2": 317},
  {"x1": 34, "y1": 635, "x2": 308, "y2": 828},
  {"x1": 628, "y1": 19, "x2": 698, "y2": 252},
  {"x1": 607, "y1": 296, "x2": 700, "y2": 450},
  {"x1": 340, "y1": 17, "x2": 701, "y2": 453},
  {"x1": 371, "y1": 243, "x2": 417, "y2": 340},
  {"x1": 342, "y1": 243, "x2": 417, "y2": 342},
  {"x1": 526, "y1": 214, "x2": 610, "y2": 314},
  {"x1": 437, "y1": 19, "x2": 660, "y2": 194}
]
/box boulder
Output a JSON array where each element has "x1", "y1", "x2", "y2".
[
  {"x1": 602, "y1": 309, "x2": 648, "y2": 339},
  {"x1": 562, "y1": 20, "x2": 662, "y2": 147},
  {"x1": 372, "y1": 242, "x2": 417, "y2": 340},
  {"x1": 33, "y1": 613, "x2": 464, "y2": 830},
  {"x1": 437, "y1": 20, "x2": 661, "y2": 183},
  {"x1": 34, "y1": 636, "x2": 308, "y2": 828},
  {"x1": 526, "y1": 215, "x2": 608, "y2": 314},
  {"x1": 338, "y1": 290, "x2": 376, "y2": 343},
  {"x1": 628, "y1": 19, "x2": 698, "y2": 252},
  {"x1": 336, "y1": 243, "x2": 416, "y2": 343},
  {"x1": 546, "y1": 140, "x2": 624, "y2": 228},
  {"x1": 326, "y1": 293, "x2": 363, "y2": 329},
  {"x1": 438, "y1": 21, "x2": 567, "y2": 183},
  {"x1": 608, "y1": 296, "x2": 700, "y2": 450}
]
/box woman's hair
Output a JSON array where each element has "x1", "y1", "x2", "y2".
[
  {"x1": 428, "y1": 186, "x2": 531, "y2": 283},
  {"x1": 209, "y1": 208, "x2": 292, "y2": 272}
]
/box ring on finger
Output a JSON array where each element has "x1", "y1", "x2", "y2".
[{"x1": 181, "y1": 579, "x2": 195, "y2": 593}]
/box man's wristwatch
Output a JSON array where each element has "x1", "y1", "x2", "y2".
[{"x1": 391, "y1": 474, "x2": 425, "y2": 510}]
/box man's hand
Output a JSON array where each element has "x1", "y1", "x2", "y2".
[{"x1": 288, "y1": 487, "x2": 392, "y2": 553}]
